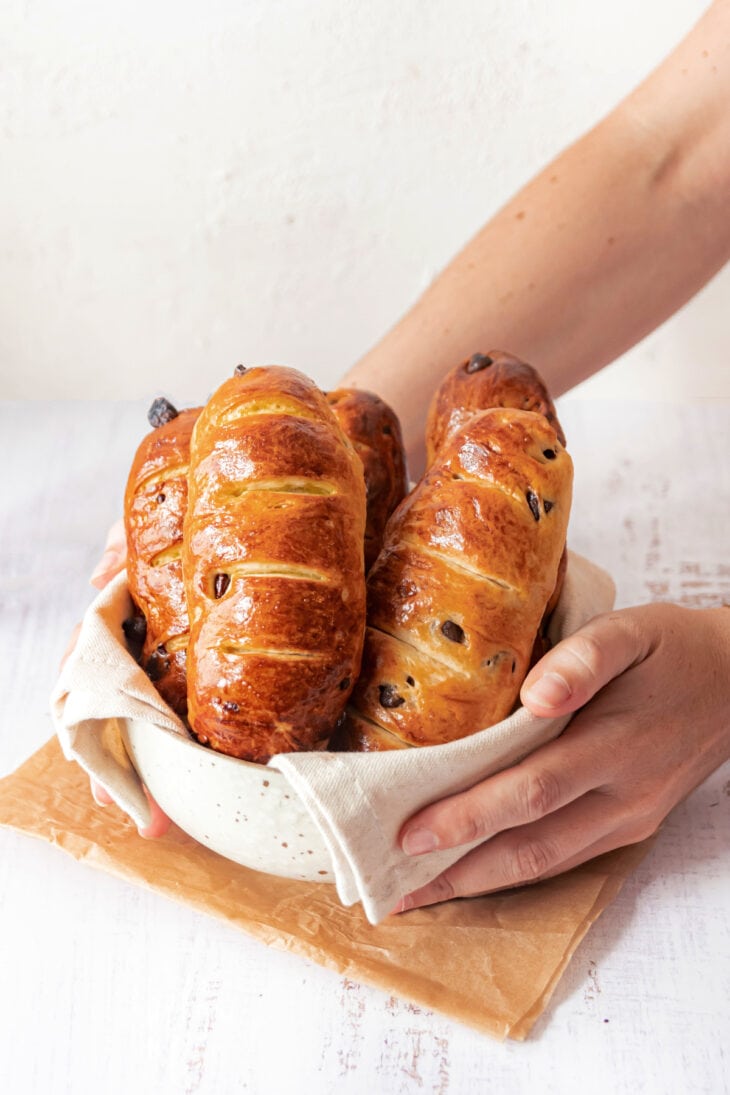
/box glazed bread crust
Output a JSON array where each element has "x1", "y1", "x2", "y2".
[
  {"x1": 342, "y1": 407, "x2": 573, "y2": 750},
  {"x1": 425, "y1": 350, "x2": 566, "y2": 466},
  {"x1": 326, "y1": 388, "x2": 408, "y2": 571},
  {"x1": 124, "y1": 408, "x2": 201, "y2": 718},
  {"x1": 183, "y1": 366, "x2": 367, "y2": 763}
]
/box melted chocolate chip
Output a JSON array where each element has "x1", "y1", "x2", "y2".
[
  {"x1": 214, "y1": 573, "x2": 231, "y2": 598},
  {"x1": 406, "y1": 675, "x2": 415, "y2": 687},
  {"x1": 234, "y1": 364, "x2": 248, "y2": 376},
  {"x1": 441, "y1": 620, "x2": 465, "y2": 644},
  {"x1": 465, "y1": 353, "x2": 494, "y2": 374},
  {"x1": 156, "y1": 642, "x2": 167, "y2": 654},
  {"x1": 379, "y1": 684, "x2": 405, "y2": 709},
  {"x1": 544, "y1": 499, "x2": 555, "y2": 513},
  {"x1": 156, "y1": 493, "x2": 165, "y2": 504},
  {"x1": 543, "y1": 448, "x2": 557, "y2": 460},
  {"x1": 526, "y1": 489, "x2": 541, "y2": 521},
  {"x1": 222, "y1": 700, "x2": 240, "y2": 714},
  {"x1": 382, "y1": 424, "x2": 393, "y2": 436},
  {"x1": 511, "y1": 660, "x2": 517, "y2": 673},
  {"x1": 147, "y1": 397, "x2": 179, "y2": 428},
  {"x1": 339, "y1": 677, "x2": 351, "y2": 691},
  {"x1": 145, "y1": 649, "x2": 169, "y2": 681}
]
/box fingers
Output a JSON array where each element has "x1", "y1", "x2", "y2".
[
  {"x1": 90, "y1": 517, "x2": 127, "y2": 589},
  {"x1": 400, "y1": 709, "x2": 605, "y2": 854},
  {"x1": 138, "y1": 785, "x2": 172, "y2": 839},
  {"x1": 520, "y1": 610, "x2": 652, "y2": 717},
  {"x1": 89, "y1": 780, "x2": 171, "y2": 839},
  {"x1": 395, "y1": 789, "x2": 638, "y2": 912},
  {"x1": 90, "y1": 779, "x2": 114, "y2": 806}
]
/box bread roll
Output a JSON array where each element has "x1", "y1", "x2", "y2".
[
  {"x1": 124, "y1": 402, "x2": 201, "y2": 719},
  {"x1": 337, "y1": 407, "x2": 572, "y2": 750},
  {"x1": 427, "y1": 348, "x2": 568, "y2": 639},
  {"x1": 183, "y1": 365, "x2": 367, "y2": 763},
  {"x1": 325, "y1": 388, "x2": 408, "y2": 571},
  {"x1": 425, "y1": 350, "x2": 565, "y2": 466}
]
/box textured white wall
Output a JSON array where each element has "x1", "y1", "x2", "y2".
[{"x1": 1, "y1": 0, "x2": 726, "y2": 404}]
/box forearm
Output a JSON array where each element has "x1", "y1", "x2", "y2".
[{"x1": 343, "y1": 1, "x2": 730, "y2": 471}]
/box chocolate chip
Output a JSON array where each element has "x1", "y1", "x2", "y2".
[
  {"x1": 339, "y1": 677, "x2": 351, "y2": 691},
  {"x1": 441, "y1": 620, "x2": 465, "y2": 643},
  {"x1": 511, "y1": 660, "x2": 517, "y2": 673},
  {"x1": 379, "y1": 684, "x2": 405, "y2": 708},
  {"x1": 222, "y1": 700, "x2": 240, "y2": 714},
  {"x1": 156, "y1": 493, "x2": 165, "y2": 504},
  {"x1": 526, "y1": 489, "x2": 541, "y2": 521},
  {"x1": 214, "y1": 573, "x2": 231, "y2": 598},
  {"x1": 544, "y1": 499, "x2": 555, "y2": 513},
  {"x1": 145, "y1": 649, "x2": 168, "y2": 681},
  {"x1": 156, "y1": 642, "x2": 167, "y2": 654},
  {"x1": 122, "y1": 615, "x2": 147, "y2": 645},
  {"x1": 465, "y1": 353, "x2": 494, "y2": 374},
  {"x1": 382, "y1": 424, "x2": 392, "y2": 436},
  {"x1": 406, "y1": 675, "x2": 415, "y2": 687},
  {"x1": 234, "y1": 364, "x2": 248, "y2": 376},
  {"x1": 543, "y1": 448, "x2": 557, "y2": 460},
  {"x1": 122, "y1": 615, "x2": 146, "y2": 660},
  {"x1": 147, "y1": 397, "x2": 179, "y2": 428}
]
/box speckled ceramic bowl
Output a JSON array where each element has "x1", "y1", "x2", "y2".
[{"x1": 121, "y1": 718, "x2": 333, "y2": 882}]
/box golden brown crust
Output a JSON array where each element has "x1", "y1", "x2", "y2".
[
  {"x1": 329, "y1": 710, "x2": 409, "y2": 752},
  {"x1": 183, "y1": 366, "x2": 367, "y2": 763},
  {"x1": 326, "y1": 389, "x2": 408, "y2": 572},
  {"x1": 347, "y1": 408, "x2": 573, "y2": 749},
  {"x1": 425, "y1": 350, "x2": 566, "y2": 466},
  {"x1": 124, "y1": 408, "x2": 201, "y2": 719}
]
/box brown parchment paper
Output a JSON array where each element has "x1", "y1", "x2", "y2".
[{"x1": 0, "y1": 738, "x2": 651, "y2": 1040}]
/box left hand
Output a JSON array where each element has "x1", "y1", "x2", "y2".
[{"x1": 394, "y1": 602, "x2": 730, "y2": 912}]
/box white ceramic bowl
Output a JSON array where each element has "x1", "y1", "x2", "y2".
[{"x1": 121, "y1": 718, "x2": 333, "y2": 882}]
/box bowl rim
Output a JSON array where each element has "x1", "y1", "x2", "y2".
[{"x1": 122, "y1": 715, "x2": 293, "y2": 787}]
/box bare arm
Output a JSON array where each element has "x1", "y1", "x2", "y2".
[{"x1": 342, "y1": 0, "x2": 730, "y2": 472}]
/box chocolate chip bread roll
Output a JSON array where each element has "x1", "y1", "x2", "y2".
[
  {"x1": 124, "y1": 400, "x2": 201, "y2": 719},
  {"x1": 427, "y1": 349, "x2": 568, "y2": 640},
  {"x1": 425, "y1": 350, "x2": 566, "y2": 466},
  {"x1": 183, "y1": 366, "x2": 367, "y2": 763},
  {"x1": 337, "y1": 407, "x2": 573, "y2": 751},
  {"x1": 326, "y1": 388, "x2": 408, "y2": 571}
]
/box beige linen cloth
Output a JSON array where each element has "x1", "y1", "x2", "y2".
[{"x1": 51, "y1": 550, "x2": 615, "y2": 925}]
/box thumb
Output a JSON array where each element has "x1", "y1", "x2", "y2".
[{"x1": 520, "y1": 610, "x2": 651, "y2": 717}]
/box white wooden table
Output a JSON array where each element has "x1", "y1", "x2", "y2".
[{"x1": 1, "y1": 398, "x2": 728, "y2": 1095}]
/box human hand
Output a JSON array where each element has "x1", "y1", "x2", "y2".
[
  {"x1": 395, "y1": 603, "x2": 730, "y2": 912},
  {"x1": 61, "y1": 519, "x2": 170, "y2": 838},
  {"x1": 90, "y1": 517, "x2": 127, "y2": 589}
]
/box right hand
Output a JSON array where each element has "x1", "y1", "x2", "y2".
[{"x1": 62, "y1": 519, "x2": 170, "y2": 838}]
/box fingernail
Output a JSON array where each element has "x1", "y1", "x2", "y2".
[
  {"x1": 90, "y1": 550, "x2": 120, "y2": 586},
  {"x1": 91, "y1": 785, "x2": 109, "y2": 807},
  {"x1": 391, "y1": 894, "x2": 413, "y2": 915},
  {"x1": 524, "y1": 671, "x2": 572, "y2": 709},
  {"x1": 402, "y1": 828, "x2": 438, "y2": 855}
]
